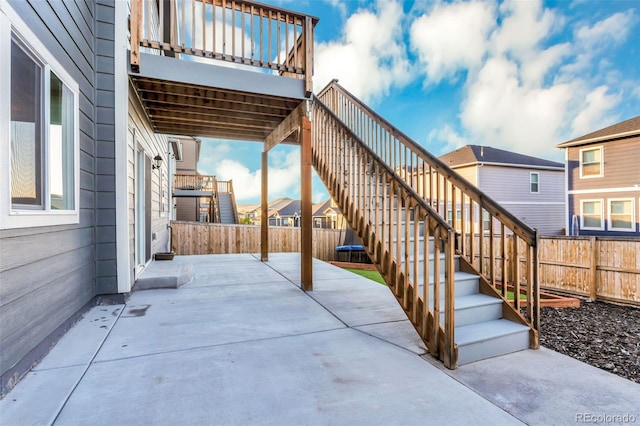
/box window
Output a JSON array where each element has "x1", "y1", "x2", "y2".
[
  {"x1": 580, "y1": 200, "x2": 603, "y2": 230},
  {"x1": 530, "y1": 172, "x2": 539, "y2": 193},
  {"x1": 580, "y1": 147, "x2": 603, "y2": 178},
  {"x1": 1, "y1": 5, "x2": 79, "y2": 229},
  {"x1": 609, "y1": 199, "x2": 635, "y2": 232},
  {"x1": 482, "y1": 210, "x2": 491, "y2": 232}
]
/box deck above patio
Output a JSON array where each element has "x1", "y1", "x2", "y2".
[{"x1": 129, "y1": 0, "x2": 318, "y2": 141}]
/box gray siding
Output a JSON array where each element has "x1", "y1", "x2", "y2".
[
  {"x1": 0, "y1": 0, "x2": 98, "y2": 385},
  {"x1": 176, "y1": 138, "x2": 200, "y2": 174},
  {"x1": 128, "y1": 88, "x2": 170, "y2": 281},
  {"x1": 477, "y1": 165, "x2": 565, "y2": 235},
  {"x1": 95, "y1": 0, "x2": 118, "y2": 294}
]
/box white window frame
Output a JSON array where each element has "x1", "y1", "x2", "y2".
[
  {"x1": 579, "y1": 146, "x2": 603, "y2": 179},
  {"x1": 0, "y1": 2, "x2": 80, "y2": 229},
  {"x1": 608, "y1": 198, "x2": 635, "y2": 232},
  {"x1": 580, "y1": 199, "x2": 604, "y2": 231},
  {"x1": 530, "y1": 172, "x2": 539, "y2": 194}
]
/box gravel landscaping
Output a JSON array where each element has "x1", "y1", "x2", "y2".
[{"x1": 540, "y1": 300, "x2": 640, "y2": 383}]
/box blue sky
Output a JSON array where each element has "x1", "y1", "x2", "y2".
[{"x1": 198, "y1": 0, "x2": 640, "y2": 204}]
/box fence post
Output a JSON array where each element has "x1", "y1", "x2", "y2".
[{"x1": 589, "y1": 236, "x2": 597, "y2": 301}]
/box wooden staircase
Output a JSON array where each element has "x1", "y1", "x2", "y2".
[{"x1": 310, "y1": 81, "x2": 540, "y2": 368}]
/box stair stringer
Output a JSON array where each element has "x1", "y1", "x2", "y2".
[{"x1": 311, "y1": 155, "x2": 455, "y2": 366}]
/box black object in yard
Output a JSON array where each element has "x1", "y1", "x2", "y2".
[{"x1": 335, "y1": 245, "x2": 371, "y2": 263}]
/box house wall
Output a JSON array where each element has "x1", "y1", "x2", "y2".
[
  {"x1": 176, "y1": 198, "x2": 198, "y2": 221},
  {"x1": 477, "y1": 165, "x2": 565, "y2": 235},
  {"x1": 127, "y1": 87, "x2": 170, "y2": 280},
  {"x1": 0, "y1": 0, "x2": 101, "y2": 392},
  {"x1": 566, "y1": 137, "x2": 640, "y2": 237},
  {"x1": 176, "y1": 137, "x2": 200, "y2": 174}
]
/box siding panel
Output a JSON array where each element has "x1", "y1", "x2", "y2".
[{"x1": 0, "y1": 0, "x2": 99, "y2": 387}]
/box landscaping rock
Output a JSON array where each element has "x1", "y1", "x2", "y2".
[{"x1": 540, "y1": 301, "x2": 640, "y2": 383}]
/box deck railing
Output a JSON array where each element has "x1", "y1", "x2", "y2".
[
  {"x1": 130, "y1": 0, "x2": 317, "y2": 96},
  {"x1": 173, "y1": 174, "x2": 217, "y2": 192}
]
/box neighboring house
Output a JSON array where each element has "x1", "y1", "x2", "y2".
[
  {"x1": 312, "y1": 199, "x2": 346, "y2": 229},
  {"x1": 436, "y1": 145, "x2": 565, "y2": 236},
  {"x1": 251, "y1": 198, "x2": 300, "y2": 226},
  {"x1": 1, "y1": 0, "x2": 172, "y2": 394},
  {"x1": 557, "y1": 115, "x2": 640, "y2": 237},
  {"x1": 172, "y1": 136, "x2": 206, "y2": 222}
]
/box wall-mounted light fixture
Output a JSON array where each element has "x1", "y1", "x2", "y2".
[{"x1": 152, "y1": 155, "x2": 163, "y2": 170}]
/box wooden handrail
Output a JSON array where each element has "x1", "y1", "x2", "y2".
[
  {"x1": 317, "y1": 81, "x2": 537, "y2": 246},
  {"x1": 311, "y1": 96, "x2": 458, "y2": 366},
  {"x1": 131, "y1": 0, "x2": 318, "y2": 83}
]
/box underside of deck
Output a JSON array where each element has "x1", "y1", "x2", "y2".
[{"x1": 130, "y1": 53, "x2": 306, "y2": 143}]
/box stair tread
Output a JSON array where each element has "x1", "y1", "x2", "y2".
[
  {"x1": 455, "y1": 319, "x2": 530, "y2": 346},
  {"x1": 453, "y1": 294, "x2": 503, "y2": 309}
]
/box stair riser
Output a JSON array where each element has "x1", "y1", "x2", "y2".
[
  {"x1": 420, "y1": 278, "x2": 479, "y2": 298},
  {"x1": 433, "y1": 302, "x2": 502, "y2": 328},
  {"x1": 457, "y1": 330, "x2": 530, "y2": 365}
]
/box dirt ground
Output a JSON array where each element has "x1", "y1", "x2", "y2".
[{"x1": 540, "y1": 300, "x2": 640, "y2": 383}]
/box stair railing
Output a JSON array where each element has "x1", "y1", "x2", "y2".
[
  {"x1": 311, "y1": 98, "x2": 458, "y2": 368},
  {"x1": 317, "y1": 81, "x2": 540, "y2": 347}
]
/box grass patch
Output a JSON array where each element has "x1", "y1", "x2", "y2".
[{"x1": 344, "y1": 268, "x2": 386, "y2": 285}]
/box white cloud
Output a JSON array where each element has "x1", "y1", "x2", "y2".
[
  {"x1": 575, "y1": 10, "x2": 635, "y2": 49},
  {"x1": 212, "y1": 150, "x2": 301, "y2": 202},
  {"x1": 410, "y1": 1, "x2": 496, "y2": 83},
  {"x1": 571, "y1": 86, "x2": 621, "y2": 135},
  {"x1": 314, "y1": 0, "x2": 413, "y2": 103},
  {"x1": 490, "y1": 0, "x2": 559, "y2": 59},
  {"x1": 460, "y1": 56, "x2": 574, "y2": 156},
  {"x1": 428, "y1": 125, "x2": 468, "y2": 154}
]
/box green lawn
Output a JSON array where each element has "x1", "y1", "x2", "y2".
[{"x1": 344, "y1": 268, "x2": 386, "y2": 285}]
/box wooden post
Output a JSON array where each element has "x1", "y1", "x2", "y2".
[
  {"x1": 304, "y1": 16, "x2": 313, "y2": 98},
  {"x1": 589, "y1": 236, "x2": 597, "y2": 301},
  {"x1": 130, "y1": 0, "x2": 142, "y2": 72},
  {"x1": 444, "y1": 228, "x2": 458, "y2": 369},
  {"x1": 301, "y1": 115, "x2": 313, "y2": 290},
  {"x1": 261, "y1": 151, "x2": 268, "y2": 261}
]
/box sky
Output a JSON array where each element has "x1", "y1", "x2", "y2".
[{"x1": 197, "y1": 0, "x2": 640, "y2": 204}]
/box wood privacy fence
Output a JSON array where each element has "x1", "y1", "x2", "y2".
[
  {"x1": 171, "y1": 222, "x2": 639, "y2": 306},
  {"x1": 465, "y1": 235, "x2": 639, "y2": 306},
  {"x1": 171, "y1": 221, "x2": 344, "y2": 261}
]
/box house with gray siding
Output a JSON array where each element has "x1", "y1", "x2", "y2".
[
  {"x1": 557, "y1": 115, "x2": 640, "y2": 237},
  {"x1": 0, "y1": 0, "x2": 174, "y2": 395},
  {"x1": 438, "y1": 145, "x2": 565, "y2": 235}
]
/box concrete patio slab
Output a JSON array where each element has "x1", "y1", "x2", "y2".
[
  {"x1": 441, "y1": 347, "x2": 640, "y2": 425},
  {"x1": 1, "y1": 253, "x2": 638, "y2": 426},
  {"x1": 94, "y1": 281, "x2": 345, "y2": 362},
  {"x1": 0, "y1": 365, "x2": 87, "y2": 426},
  {"x1": 55, "y1": 329, "x2": 522, "y2": 426},
  {"x1": 33, "y1": 305, "x2": 123, "y2": 371},
  {"x1": 355, "y1": 319, "x2": 427, "y2": 355}
]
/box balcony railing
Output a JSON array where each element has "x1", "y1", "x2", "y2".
[
  {"x1": 130, "y1": 0, "x2": 318, "y2": 96},
  {"x1": 173, "y1": 174, "x2": 217, "y2": 192}
]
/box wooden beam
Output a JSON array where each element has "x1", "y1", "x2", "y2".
[
  {"x1": 300, "y1": 115, "x2": 313, "y2": 291},
  {"x1": 130, "y1": 0, "x2": 142, "y2": 72},
  {"x1": 264, "y1": 101, "x2": 306, "y2": 152},
  {"x1": 261, "y1": 151, "x2": 269, "y2": 261}
]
